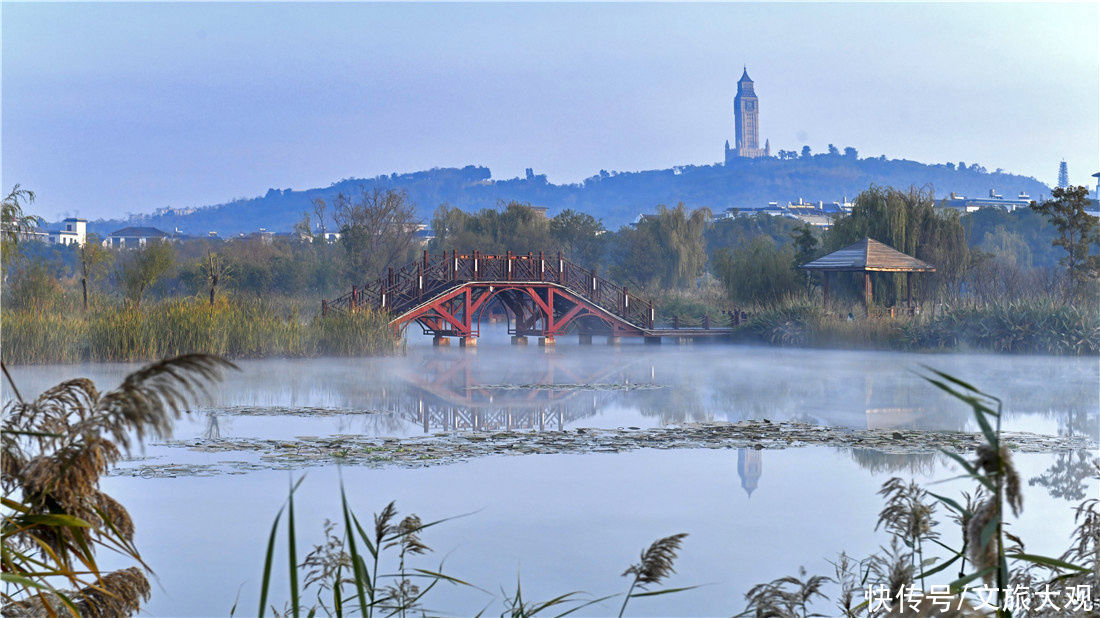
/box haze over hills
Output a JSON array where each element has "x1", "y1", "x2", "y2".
[{"x1": 87, "y1": 152, "x2": 1051, "y2": 236}]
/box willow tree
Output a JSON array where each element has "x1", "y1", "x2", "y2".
[
  {"x1": 825, "y1": 185, "x2": 968, "y2": 304},
  {"x1": 428, "y1": 201, "x2": 550, "y2": 254},
  {"x1": 612, "y1": 203, "x2": 711, "y2": 290},
  {"x1": 1, "y1": 185, "x2": 42, "y2": 270},
  {"x1": 713, "y1": 236, "x2": 803, "y2": 306}
]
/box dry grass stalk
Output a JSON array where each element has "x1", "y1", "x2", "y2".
[
  {"x1": 829, "y1": 552, "x2": 863, "y2": 617},
  {"x1": 300, "y1": 520, "x2": 353, "y2": 594}
]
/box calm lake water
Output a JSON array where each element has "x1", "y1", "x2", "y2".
[{"x1": 7, "y1": 330, "x2": 1098, "y2": 616}]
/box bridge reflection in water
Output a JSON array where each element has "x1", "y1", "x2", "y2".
[
  {"x1": 385, "y1": 351, "x2": 660, "y2": 434},
  {"x1": 189, "y1": 347, "x2": 1094, "y2": 501}
]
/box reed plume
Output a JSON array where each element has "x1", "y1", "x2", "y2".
[
  {"x1": 387, "y1": 514, "x2": 430, "y2": 557},
  {"x1": 869, "y1": 538, "x2": 913, "y2": 605},
  {"x1": 373, "y1": 501, "x2": 398, "y2": 545},
  {"x1": 742, "y1": 565, "x2": 832, "y2": 617},
  {"x1": 300, "y1": 520, "x2": 353, "y2": 595},
  {"x1": 875, "y1": 477, "x2": 939, "y2": 588},
  {"x1": 622, "y1": 533, "x2": 688, "y2": 585},
  {"x1": 975, "y1": 444, "x2": 1022, "y2": 517},
  {"x1": 618, "y1": 533, "x2": 688, "y2": 617},
  {"x1": 2, "y1": 354, "x2": 232, "y2": 617}
]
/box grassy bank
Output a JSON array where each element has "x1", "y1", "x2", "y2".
[
  {"x1": 1, "y1": 297, "x2": 397, "y2": 364},
  {"x1": 733, "y1": 299, "x2": 1100, "y2": 355}
]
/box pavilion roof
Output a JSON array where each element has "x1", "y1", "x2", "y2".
[{"x1": 799, "y1": 238, "x2": 935, "y2": 273}]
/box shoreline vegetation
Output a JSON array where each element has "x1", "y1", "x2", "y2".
[
  {"x1": 1, "y1": 295, "x2": 1097, "y2": 365},
  {"x1": 0, "y1": 297, "x2": 397, "y2": 365},
  {"x1": 728, "y1": 298, "x2": 1100, "y2": 356}
]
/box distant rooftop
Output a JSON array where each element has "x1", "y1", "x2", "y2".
[{"x1": 108, "y1": 226, "x2": 170, "y2": 238}]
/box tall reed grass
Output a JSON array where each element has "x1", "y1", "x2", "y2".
[
  {"x1": 255, "y1": 479, "x2": 692, "y2": 617},
  {"x1": 733, "y1": 299, "x2": 1099, "y2": 355},
  {"x1": 1, "y1": 297, "x2": 396, "y2": 364}
]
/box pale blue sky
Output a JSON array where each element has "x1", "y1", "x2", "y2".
[{"x1": 3, "y1": 2, "x2": 1098, "y2": 220}]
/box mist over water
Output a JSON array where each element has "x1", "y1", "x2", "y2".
[
  {"x1": 12, "y1": 326, "x2": 1095, "y2": 440},
  {"x1": 6, "y1": 331, "x2": 1097, "y2": 615}
]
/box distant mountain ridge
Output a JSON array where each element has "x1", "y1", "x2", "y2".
[{"x1": 86, "y1": 154, "x2": 1051, "y2": 236}]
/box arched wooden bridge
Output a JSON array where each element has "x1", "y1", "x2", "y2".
[{"x1": 323, "y1": 251, "x2": 733, "y2": 346}]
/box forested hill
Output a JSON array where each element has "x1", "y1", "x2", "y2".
[{"x1": 88, "y1": 153, "x2": 1050, "y2": 235}]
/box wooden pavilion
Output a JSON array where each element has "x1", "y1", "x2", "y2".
[{"x1": 799, "y1": 238, "x2": 935, "y2": 315}]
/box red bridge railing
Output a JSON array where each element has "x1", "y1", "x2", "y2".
[{"x1": 324, "y1": 251, "x2": 655, "y2": 330}]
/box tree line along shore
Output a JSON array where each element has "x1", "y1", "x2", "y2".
[{"x1": 2, "y1": 183, "x2": 1097, "y2": 364}]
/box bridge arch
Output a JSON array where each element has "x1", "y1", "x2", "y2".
[{"x1": 321, "y1": 251, "x2": 732, "y2": 344}]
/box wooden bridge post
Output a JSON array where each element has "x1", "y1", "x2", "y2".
[
  {"x1": 703, "y1": 314, "x2": 710, "y2": 330},
  {"x1": 590, "y1": 268, "x2": 597, "y2": 296},
  {"x1": 417, "y1": 262, "x2": 424, "y2": 299},
  {"x1": 623, "y1": 287, "x2": 629, "y2": 315},
  {"x1": 863, "y1": 272, "x2": 873, "y2": 317},
  {"x1": 351, "y1": 286, "x2": 358, "y2": 311},
  {"x1": 539, "y1": 251, "x2": 545, "y2": 280},
  {"x1": 473, "y1": 250, "x2": 480, "y2": 281},
  {"x1": 557, "y1": 252, "x2": 564, "y2": 284},
  {"x1": 321, "y1": 299, "x2": 327, "y2": 317},
  {"x1": 506, "y1": 250, "x2": 513, "y2": 281},
  {"x1": 649, "y1": 301, "x2": 655, "y2": 329},
  {"x1": 451, "y1": 249, "x2": 457, "y2": 281},
  {"x1": 423, "y1": 249, "x2": 429, "y2": 270},
  {"x1": 388, "y1": 267, "x2": 394, "y2": 289},
  {"x1": 673, "y1": 315, "x2": 679, "y2": 330}
]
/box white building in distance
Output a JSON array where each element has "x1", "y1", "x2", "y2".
[
  {"x1": 105, "y1": 226, "x2": 171, "y2": 248},
  {"x1": 51, "y1": 218, "x2": 87, "y2": 246}
]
